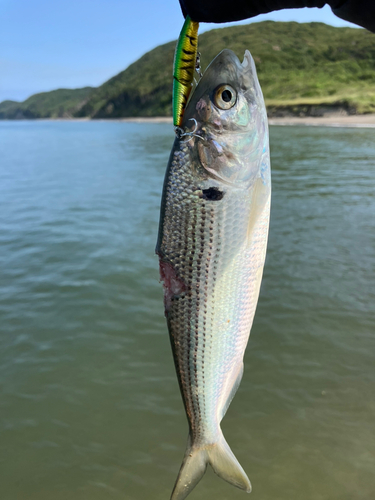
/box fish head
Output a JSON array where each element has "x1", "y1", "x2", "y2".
[{"x1": 181, "y1": 49, "x2": 269, "y2": 188}]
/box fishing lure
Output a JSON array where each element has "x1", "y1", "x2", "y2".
[{"x1": 173, "y1": 16, "x2": 199, "y2": 130}]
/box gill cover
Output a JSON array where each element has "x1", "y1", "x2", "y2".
[{"x1": 182, "y1": 50, "x2": 268, "y2": 188}]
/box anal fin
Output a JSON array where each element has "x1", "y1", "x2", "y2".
[{"x1": 220, "y1": 363, "x2": 244, "y2": 420}]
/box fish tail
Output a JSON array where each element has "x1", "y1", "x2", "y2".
[
  {"x1": 207, "y1": 433, "x2": 252, "y2": 493},
  {"x1": 170, "y1": 437, "x2": 207, "y2": 500},
  {"x1": 171, "y1": 432, "x2": 251, "y2": 500}
]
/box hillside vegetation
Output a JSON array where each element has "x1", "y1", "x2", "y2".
[
  {"x1": 0, "y1": 87, "x2": 93, "y2": 119},
  {"x1": 1, "y1": 22, "x2": 375, "y2": 119}
]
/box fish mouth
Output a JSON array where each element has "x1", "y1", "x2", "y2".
[
  {"x1": 241, "y1": 50, "x2": 252, "y2": 69},
  {"x1": 181, "y1": 49, "x2": 252, "y2": 128}
]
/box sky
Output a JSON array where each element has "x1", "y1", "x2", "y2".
[{"x1": 0, "y1": 0, "x2": 360, "y2": 103}]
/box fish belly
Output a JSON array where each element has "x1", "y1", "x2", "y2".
[{"x1": 157, "y1": 141, "x2": 270, "y2": 444}]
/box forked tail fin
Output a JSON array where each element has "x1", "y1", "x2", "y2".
[{"x1": 171, "y1": 432, "x2": 251, "y2": 500}]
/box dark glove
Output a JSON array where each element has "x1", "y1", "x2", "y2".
[{"x1": 179, "y1": 0, "x2": 375, "y2": 33}]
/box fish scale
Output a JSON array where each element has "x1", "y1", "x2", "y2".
[
  {"x1": 156, "y1": 49, "x2": 271, "y2": 500},
  {"x1": 159, "y1": 144, "x2": 265, "y2": 438}
]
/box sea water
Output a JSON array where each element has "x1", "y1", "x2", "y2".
[{"x1": 0, "y1": 121, "x2": 374, "y2": 500}]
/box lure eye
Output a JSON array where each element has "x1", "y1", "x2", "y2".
[{"x1": 213, "y1": 85, "x2": 237, "y2": 110}]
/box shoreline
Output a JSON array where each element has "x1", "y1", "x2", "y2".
[
  {"x1": 120, "y1": 114, "x2": 375, "y2": 128},
  {"x1": 268, "y1": 114, "x2": 375, "y2": 128},
  {"x1": 2, "y1": 114, "x2": 375, "y2": 128}
]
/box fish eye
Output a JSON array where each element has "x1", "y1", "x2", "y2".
[{"x1": 213, "y1": 85, "x2": 237, "y2": 110}]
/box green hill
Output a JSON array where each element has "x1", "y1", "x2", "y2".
[
  {"x1": 1, "y1": 22, "x2": 375, "y2": 119},
  {"x1": 0, "y1": 87, "x2": 94, "y2": 119}
]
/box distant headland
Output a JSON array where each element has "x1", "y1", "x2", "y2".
[{"x1": 1, "y1": 21, "x2": 374, "y2": 120}]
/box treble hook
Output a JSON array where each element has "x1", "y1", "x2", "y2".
[
  {"x1": 195, "y1": 52, "x2": 203, "y2": 78},
  {"x1": 174, "y1": 118, "x2": 205, "y2": 143}
]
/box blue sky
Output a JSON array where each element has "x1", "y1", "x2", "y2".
[{"x1": 0, "y1": 0, "x2": 359, "y2": 103}]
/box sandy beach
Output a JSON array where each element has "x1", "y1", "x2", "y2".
[
  {"x1": 268, "y1": 113, "x2": 375, "y2": 128},
  {"x1": 105, "y1": 114, "x2": 375, "y2": 128},
  {"x1": 22, "y1": 113, "x2": 375, "y2": 128}
]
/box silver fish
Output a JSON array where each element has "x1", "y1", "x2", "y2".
[{"x1": 156, "y1": 49, "x2": 271, "y2": 500}]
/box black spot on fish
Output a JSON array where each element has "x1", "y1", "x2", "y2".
[{"x1": 201, "y1": 187, "x2": 224, "y2": 201}]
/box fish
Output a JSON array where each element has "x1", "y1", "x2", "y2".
[{"x1": 156, "y1": 49, "x2": 271, "y2": 500}]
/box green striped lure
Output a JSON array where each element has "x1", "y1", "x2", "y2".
[{"x1": 173, "y1": 15, "x2": 199, "y2": 130}]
